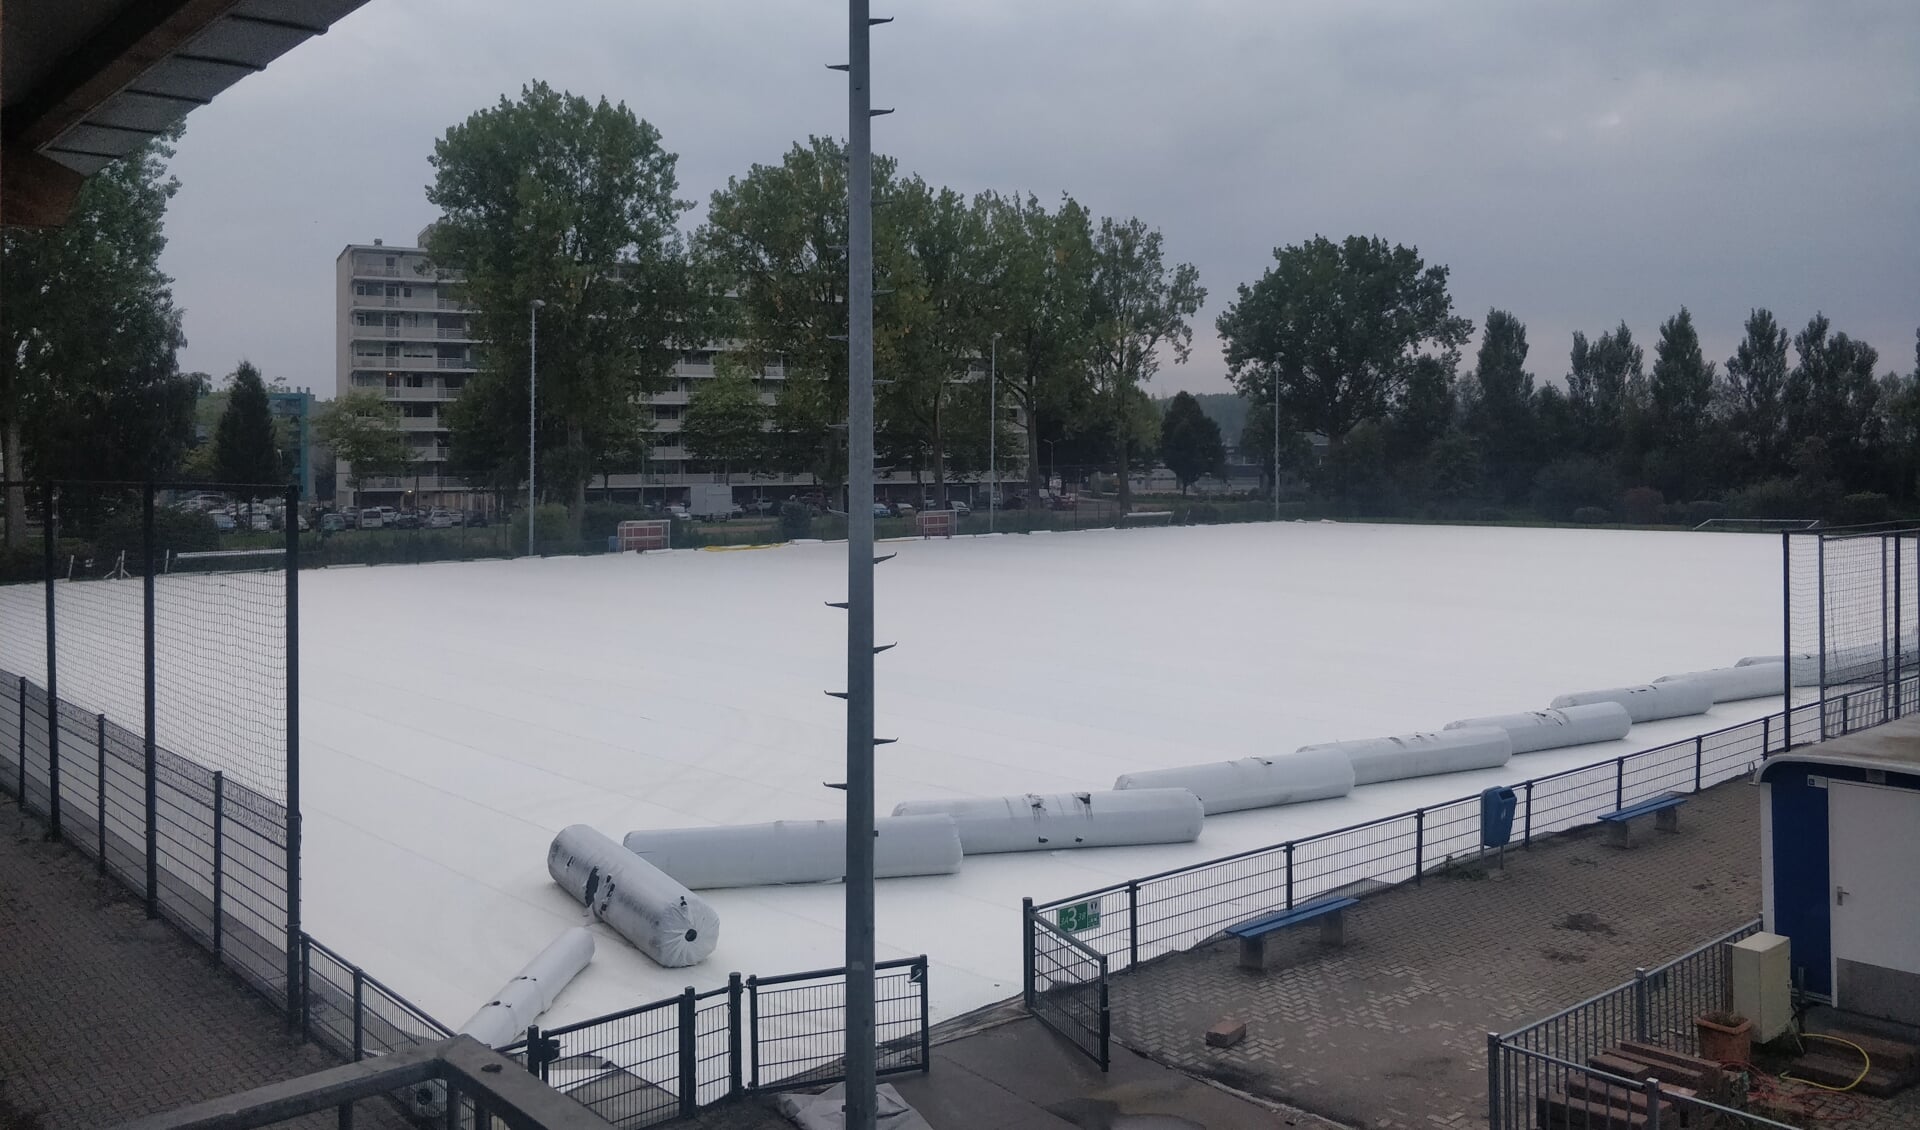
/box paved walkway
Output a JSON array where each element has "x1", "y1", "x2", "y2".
[
  {"x1": 1109, "y1": 779, "x2": 1764, "y2": 1130},
  {"x1": 0, "y1": 804, "x2": 409, "y2": 1130}
]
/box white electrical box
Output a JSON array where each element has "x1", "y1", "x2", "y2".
[{"x1": 1731, "y1": 932, "x2": 1792, "y2": 1042}]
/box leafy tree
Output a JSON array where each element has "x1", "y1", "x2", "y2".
[
  {"x1": 1565, "y1": 323, "x2": 1645, "y2": 455},
  {"x1": 680, "y1": 360, "x2": 767, "y2": 482},
  {"x1": 1238, "y1": 409, "x2": 1314, "y2": 498},
  {"x1": 977, "y1": 193, "x2": 1097, "y2": 501},
  {"x1": 426, "y1": 81, "x2": 701, "y2": 538},
  {"x1": 1086, "y1": 217, "x2": 1204, "y2": 506},
  {"x1": 1217, "y1": 235, "x2": 1470, "y2": 456},
  {"x1": 1466, "y1": 309, "x2": 1535, "y2": 500},
  {"x1": 1646, "y1": 307, "x2": 1717, "y2": 495},
  {"x1": 1531, "y1": 456, "x2": 1618, "y2": 521},
  {"x1": 315, "y1": 389, "x2": 409, "y2": 493},
  {"x1": 1159, "y1": 391, "x2": 1225, "y2": 493},
  {"x1": 1784, "y1": 313, "x2": 1881, "y2": 490},
  {"x1": 1, "y1": 133, "x2": 192, "y2": 544},
  {"x1": 1722, "y1": 309, "x2": 1791, "y2": 478},
  {"x1": 214, "y1": 362, "x2": 284, "y2": 498}
]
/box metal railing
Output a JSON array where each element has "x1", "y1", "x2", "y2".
[
  {"x1": 1021, "y1": 679, "x2": 1916, "y2": 1068},
  {"x1": 503, "y1": 956, "x2": 931, "y2": 1128},
  {"x1": 1488, "y1": 920, "x2": 1793, "y2": 1130}
]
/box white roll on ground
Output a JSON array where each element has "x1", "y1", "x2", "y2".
[
  {"x1": 621, "y1": 815, "x2": 962, "y2": 889},
  {"x1": 1444, "y1": 703, "x2": 1632, "y2": 754},
  {"x1": 457, "y1": 927, "x2": 595, "y2": 1048},
  {"x1": 890, "y1": 789, "x2": 1203, "y2": 855},
  {"x1": 547, "y1": 825, "x2": 719, "y2": 967},
  {"x1": 1298, "y1": 727, "x2": 1513, "y2": 786},
  {"x1": 1112, "y1": 750, "x2": 1354, "y2": 815},
  {"x1": 1655, "y1": 664, "x2": 1786, "y2": 704},
  {"x1": 1550, "y1": 680, "x2": 1714, "y2": 723}
]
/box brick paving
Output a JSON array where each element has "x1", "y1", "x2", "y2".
[
  {"x1": 0, "y1": 805, "x2": 410, "y2": 1130},
  {"x1": 1108, "y1": 779, "x2": 1766, "y2": 1129}
]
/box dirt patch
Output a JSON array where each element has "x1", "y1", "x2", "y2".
[
  {"x1": 1556, "y1": 912, "x2": 1616, "y2": 936},
  {"x1": 1540, "y1": 948, "x2": 1590, "y2": 964}
]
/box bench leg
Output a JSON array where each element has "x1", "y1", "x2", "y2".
[
  {"x1": 1608, "y1": 819, "x2": 1632, "y2": 849},
  {"x1": 1656, "y1": 807, "x2": 1680, "y2": 834},
  {"x1": 1238, "y1": 934, "x2": 1268, "y2": 972},
  {"x1": 1319, "y1": 909, "x2": 1346, "y2": 948}
]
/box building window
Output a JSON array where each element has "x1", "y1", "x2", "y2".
[{"x1": 404, "y1": 374, "x2": 427, "y2": 388}]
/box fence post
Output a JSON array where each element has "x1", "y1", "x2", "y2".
[
  {"x1": 1021, "y1": 898, "x2": 1035, "y2": 1008},
  {"x1": 1522, "y1": 781, "x2": 1534, "y2": 847},
  {"x1": 1413, "y1": 808, "x2": 1425, "y2": 886},
  {"x1": 1817, "y1": 535, "x2": 1827, "y2": 739},
  {"x1": 15, "y1": 675, "x2": 25, "y2": 805},
  {"x1": 917, "y1": 955, "x2": 931, "y2": 1074},
  {"x1": 677, "y1": 986, "x2": 698, "y2": 1117},
  {"x1": 1632, "y1": 967, "x2": 1650, "y2": 1041},
  {"x1": 284, "y1": 483, "x2": 303, "y2": 1033},
  {"x1": 142, "y1": 482, "x2": 157, "y2": 921},
  {"x1": 1693, "y1": 737, "x2": 1703, "y2": 793},
  {"x1": 746, "y1": 975, "x2": 760, "y2": 1091},
  {"x1": 525, "y1": 1025, "x2": 541, "y2": 1077},
  {"x1": 1284, "y1": 842, "x2": 1295, "y2": 909},
  {"x1": 727, "y1": 973, "x2": 744, "y2": 1096},
  {"x1": 42, "y1": 483, "x2": 59, "y2": 841},
  {"x1": 1643, "y1": 1077, "x2": 1662, "y2": 1130},
  {"x1": 298, "y1": 934, "x2": 312, "y2": 1042},
  {"x1": 212, "y1": 771, "x2": 225, "y2": 956},
  {"x1": 1097, "y1": 958, "x2": 1111, "y2": 1072},
  {"x1": 1126, "y1": 881, "x2": 1139, "y2": 968},
  {"x1": 1485, "y1": 1032, "x2": 1502, "y2": 1130},
  {"x1": 95, "y1": 714, "x2": 106, "y2": 875},
  {"x1": 1614, "y1": 756, "x2": 1625, "y2": 810},
  {"x1": 352, "y1": 965, "x2": 365, "y2": 1061},
  {"x1": 1763, "y1": 714, "x2": 1772, "y2": 757}
]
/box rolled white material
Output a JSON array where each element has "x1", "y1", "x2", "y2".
[
  {"x1": 1655, "y1": 665, "x2": 1785, "y2": 704},
  {"x1": 890, "y1": 789, "x2": 1203, "y2": 855},
  {"x1": 1112, "y1": 750, "x2": 1354, "y2": 815},
  {"x1": 458, "y1": 927, "x2": 595, "y2": 1048},
  {"x1": 1744, "y1": 643, "x2": 1920, "y2": 687},
  {"x1": 548, "y1": 825, "x2": 719, "y2": 968},
  {"x1": 1550, "y1": 681, "x2": 1713, "y2": 723},
  {"x1": 621, "y1": 815, "x2": 962, "y2": 889},
  {"x1": 1444, "y1": 703, "x2": 1632, "y2": 754},
  {"x1": 1298, "y1": 727, "x2": 1513, "y2": 786}
]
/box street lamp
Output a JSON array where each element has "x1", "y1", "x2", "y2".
[
  {"x1": 528, "y1": 299, "x2": 545, "y2": 557},
  {"x1": 988, "y1": 332, "x2": 1000, "y2": 533},
  {"x1": 1272, "y1": 369, "x2": 1281, "y2": 521}
]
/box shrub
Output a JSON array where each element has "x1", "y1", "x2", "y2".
[
  {"x1": 532, "y1": 503, "x2": 569, "y2": 546},
  {"x1": 1475, "y1": 507, "x2": 1508, "y2": 523},
  {"x1": 1573, "y1": 506, "x2": 1612, "y2": 525},
  {"x1": 1684, "y1": 500, "x2": 1727, "y2": 526},
  {"x1": 1726, "y1": 478, "x2": 1824, "y2": 521},
  {"x1": 779, "y1": 501, "x2": 812, "y2": 541},
  {"x1": 1531, "y1": 457, "x2": 1618, "y2": 521},
  {"x1": 1618, "y1": 487, "x2": 1665, "y2": 525},
  {"x1": 1836, "y1": 492, "x2": 1891, "y2": 525}
]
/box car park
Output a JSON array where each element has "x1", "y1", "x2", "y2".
[
  {"x1": 320, "y1": 513, "x2": 347, "y2": 532},
  {"x1": 210, "y1": 512, "x2": 237, "y2": 532},
  {"x1": 357, "y1": 509, "x2": 383, "y2": 529},
  {"x1": 427, "y1": 509, "x2": 455, "y2": 529},
  {"x1": 393, "y1": 511, "x2": 422, "y2": 529}
]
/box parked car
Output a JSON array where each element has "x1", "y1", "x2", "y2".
[
  {"x1": 666, "y1": 504, "x2": 692, "y2": 520},
  {"x1": 210, "y1": 512, "x2": 237, "y2": 533},
  {"x1": 426, "y1": 508, "x2": 455, "y2": 529},
  {"x1": 462, "y1": 509, "x2": 489, "y2": 528},
  {"x1": 356, "y1": 509, "x2": 384, "y2": 529},
  {"x1": 376, "y1": 506, "x2": 399, "y2": 526},
  {"x1": 248, "y1": 511, "x2": 272, "y2": 532},
  {"x1": 949, "y1": 500, "x2": 971, "y2": 518},
  {"x1": 891, "y1": 501, "x2": 917, "y2": 518},
  {"x1": 1047, "y1": 493, "x2": 1077, "y2": 510},
  {"x1": 871, "y1": 502, "x2": 892, "y2": 519},
  {"x1": 320, "y1": 513, "x2": 347, "y2": 533},
  {"x1": 392, "y1": 511, "x2": 422, "y2": 530}
]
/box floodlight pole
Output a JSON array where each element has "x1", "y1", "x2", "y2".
[
  {"x1": 988, "y1": 332, "x2": 1000, "y2": 531},
  {"x1": 843, "y1": 2, "x2": 880, "y2": 1128},
  {"x1": 1272, "y1": 369, "x2": 1281, "y2": 520},
  {"x1": 527, "y1": 299, "x2": 545, "y2": 556}
]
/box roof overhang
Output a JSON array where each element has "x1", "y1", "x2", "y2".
[
  {"x1": 3, "y1": 0, "x2": 370, "y2": 226},
  {"x1": 1755, "y1": 716, "x2": 1920, "y2": 784}
]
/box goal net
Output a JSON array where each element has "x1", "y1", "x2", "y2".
[{"x1": 617, "y1": 519, "x2": 671, "y2": 552}]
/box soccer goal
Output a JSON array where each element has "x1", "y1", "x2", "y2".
[
  {"x1": 1693, "y1": 518, "x2": 1821, "y2": 533},
  {"x1": 917, "y1": 510, "x2": 957, "y2": 538},
  {"x1": 616, "y1": 519, "x2": 671, "y2": 552},
  {"x1": 168, "y1": 547, "x2": 288, "y2": 573}
]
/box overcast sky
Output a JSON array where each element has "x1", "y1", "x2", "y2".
[{"x1": 162, "y1": 0, "x2": 1919, "y2": 397}]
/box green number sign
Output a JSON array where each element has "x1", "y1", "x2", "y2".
[{"x1": 1056, "y1": 900, "x2": 1101, "y2": 933}]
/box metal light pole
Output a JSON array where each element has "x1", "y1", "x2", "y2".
[
  {"x1": 988, "y1": 332, "x2": 1000, "y2": 532},
  {"x1": 841, "y1": 2, "x2": 881, "y2": 1128},
  {"x1": 1272, "y1": 369, "x2": 1281, "y2": 520},
  {"x1": 527, "y1": 299, "x2": 544, "y2": 556}
]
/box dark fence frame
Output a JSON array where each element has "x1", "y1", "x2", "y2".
[{"x1": 1020, "y1": 678, "x2": 1917, "y2": 1070}]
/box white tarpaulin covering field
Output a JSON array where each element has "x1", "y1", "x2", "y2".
[{"x1": 12, "y1": 522, "x2": 1790, "y2": 1027}]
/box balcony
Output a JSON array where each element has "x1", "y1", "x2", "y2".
[
  {"x1": 382, "y1": 385, "x2": 449, "y2": 401},
  {"x1": 351, "y1": 292, "x2": 443, "y2": 311},
  {"x1": 436, "y1": 326, "x2": 471, "y2": 339},
  {"x1": 436, "y1": 356, "x2": 475, "y2": 370},
  {"x1": 397, "y1": 416, "x2": 442, "y2": 431}
]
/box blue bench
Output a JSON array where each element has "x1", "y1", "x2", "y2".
[
  {"x1": 1225, "y1": 895, "x2": 1357, "y2": 971},
  {"x1": 1599, "y1": 792, "x2": 1687, "y2": 847}
]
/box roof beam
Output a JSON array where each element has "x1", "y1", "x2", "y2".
[
  {"x1": 1, "y1": 147, "x2": 87, "y2": 227},
  {"x1": 5, "y1": 0, "x2": 244, "y2": 151}
]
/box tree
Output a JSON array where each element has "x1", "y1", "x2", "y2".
[
  {"x1": 213, "y1": 362, "x2": 284, "y2": 498},
  {"x1": 1565, "y1": 322, "x2": 1645, "y2": 456},
  {"x1": 680, "y1": 360, "x2": 767, "y2": 482},
  {"x1": 315, "y1": 390, "x2": 409, "y2": 493},
  {"x1": 1, "y1": 133, "x2": 191, "y2": 544},
  {"x1": 1086, "y1": 217, "x2": 1204, "y2": 507},
  {"x1": 427, "y1": 81, "x2": 701, "y2": 538},
  {"x1": 1466, "y1": 309, "x2": 1535, "y2": 500},
  {"x1": 977, "y1": 193, "x2": 1097, "y2": 502},
  {"x1": 1784, "y1": 313, "x2": 1882, "y2": 490},
  {"x1": 1722, "y1": 309, "x2": 1791, "y2": 478},
  {"x1": 1217, "y1": 235, "x2": 1471, "y2": 457},
  {"x1": 1646, "y1": 307, "x2": 1717, "y2": 495},
  {"x1": 1159, "y1": 391, "x2": 1225, "y2": 493}
]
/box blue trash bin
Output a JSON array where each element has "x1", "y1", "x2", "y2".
[{"x1": 1480, "y1": 786, "x2": 1518, "y2": 848}]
